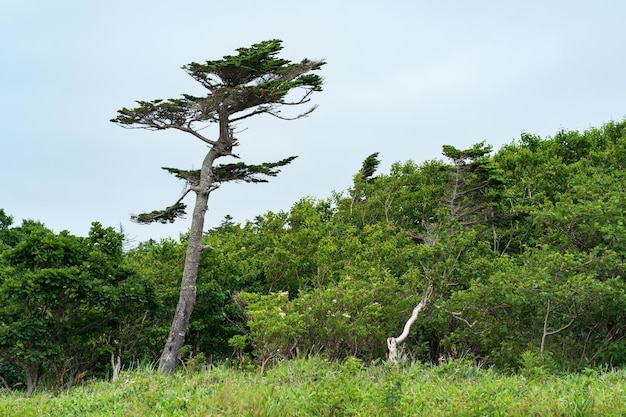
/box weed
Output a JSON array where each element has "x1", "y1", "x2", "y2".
[{"x1": 1, "y1": 358, "x2": 624, "y2": 416}]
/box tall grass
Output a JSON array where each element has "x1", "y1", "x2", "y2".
[{"x1": 1, "y1": 358, "x2": 625, "y2": 416}]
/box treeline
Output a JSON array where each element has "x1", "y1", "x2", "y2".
[{"x1": 1, "y1": 119, "x2": 625, "y2": 394}]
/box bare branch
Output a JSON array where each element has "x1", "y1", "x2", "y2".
[
  {"x1": 541, "y1": 299, "x2": 577, "y2": 354},
  {"x1": 0, "y1": 374, "x2": 12, "y2": 393},
  {"x1": 174, "y1": 187, "x2": 192, "y2": 205},
  {"x1": 266, "y1": 105, "x2": 318, "y2": 121},
  {"x1": 174, "y1": 125, "x2": 218, "y2": 146},
  {"x1": 230, "y1": 107, "x2": 273, "y2": 122},
  {"x1": 450, "y1": 311, "x2": 477, "y2": 328},
  {"x1": 276, "y1": 89, "x2": 315, "y2": 107},
  {"x1": 388, "y1": 283, "x2": 434, "y2": 363},
  {"x1": 394, "y1": 284, "x2": 434, "y2": 344},
  {"x1": 544, "y1": 315, "x2": 577, "y2": 337}
]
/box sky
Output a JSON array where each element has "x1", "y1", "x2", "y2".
[{"x1": 2, "y1": 0, "x2": 625, "y2": 244}]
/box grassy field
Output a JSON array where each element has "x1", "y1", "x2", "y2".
[{"x1": 1, "y1": 357, "x2": 625, "y2": 416}]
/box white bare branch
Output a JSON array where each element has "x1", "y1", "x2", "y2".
[{"x1": 387, "y1": 283, "x2": 433, "y2": 363}]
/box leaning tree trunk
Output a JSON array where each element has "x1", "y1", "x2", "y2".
[
  {"x1": 387, "y1": 283, "x2": 433, "y2": 364},
  {"x1": 158, "y1": 121, "x2": 227, "y2": 374},
  {"x1": 157, "y1": 189, "x2": 209, "y2": 373},
  {"x1": 157, "y1": 185, "x2": 212, "y2": 373}
]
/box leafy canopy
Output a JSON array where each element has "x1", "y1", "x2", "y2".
[{"x1": 111, "y1": 39, "x2": 325, "y2": 131}]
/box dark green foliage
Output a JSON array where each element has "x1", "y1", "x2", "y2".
[
  {"x1": 3, "y1": 119, "x2": 626, "y2": 386},
  {"x1": 0, "y1": 217, "x2": 48, "y2": 249},
  {"x1": 162, "y1": 156, "x2": 298, "y2": 186},
  {"x1": 220, "y1": 119, "x2": 626, "y2": 370},
  {"x1": 213, "y1": 156, "x2": 298, "y2": 183},
  {"x1": 133, "y1": 156, "x2": 298, "y2": 224},
  {"x1": 0, "y1": 209, "x2": 12, "y2": 230},
  {"x1": 111, "y1": 98, "x2": 201, "y2": 130},
  {"x1": 441, "y1": 141, "x2": 506, "y2": 228},
  {"x1": 359, "y1": 152, "x2": 381, "y2": 182},
  {"x1": 0, "y1": 220, "x2": 159, "y2": 394},
  {"x1": 183, "y1": 39, "x2": 324, "y2": 93},
  {"x1": 131, "y1": 202, "x2": 187, "y2": 224},
  {"x1": 441, "y1": 141, "x2": 492, "y2": 163},
  {"x1": 111, "y1": 39, "x2": 324, "y2": 130}
]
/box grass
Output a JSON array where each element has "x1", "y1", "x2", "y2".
[{"x1": 1, "y1": 357, "x2": 625, "y2": 416}]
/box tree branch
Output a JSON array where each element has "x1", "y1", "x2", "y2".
[
  {"x1": 0, "y1": 374, "x2": 12, "y2": 393},
  {"x1": 545, "y1": 315, "x2": 577, "y2": 337},
  {"x1": 450, "y1": 311, "x2": 477, "y2": 328},
  {"x1": 174, "y1": 125, "x2": 218, "y2": 146},
  {"x1": 541, "y1": 299, "x2": 577, "y2": 354},
  {"x1": 230, "y1": 88, "x2": 315, "y2": 122},
  {"x1": 230, "y1": 106, "x2": 272, "y2": 122},
  {"x1": 131, "y1": 188, "x2": 192, "y2": 224},
  {"x1": 387, "y1": 283, "x2": 433, "y2": 363},
  {"x1": 266, "y1": 105, "x2": 317, "y2": 121}
]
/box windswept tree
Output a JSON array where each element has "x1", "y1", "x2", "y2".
[
  {"x1": 441, "y1": 142, "x2": 505, "y2": 229},
  {"x1": 387, "y1": 143, "x2": 505, "y2": 362},
  {"x1": 111, "y1": 40, "x2": 325, "y2": 374}
]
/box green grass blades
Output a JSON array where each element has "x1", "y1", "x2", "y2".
[{"x1": 1, "y1": 358, "x2": 625, "y2": 416}]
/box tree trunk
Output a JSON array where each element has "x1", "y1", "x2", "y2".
[
  {"x1": 158, "y1": 114, "x2": 228, "y2": 375},
  {"x1": 158, "y1": 189, "x2": 209, "y2": 373},
  {"x1": 110, "y1": 351, "x2": 122, "y2": 381},
  {"x1": 158, "y1": 161, "x2": 218, "y2": 374},
  {"x1": 24, "y1": 364, "x2": 38, "y2": 397}
]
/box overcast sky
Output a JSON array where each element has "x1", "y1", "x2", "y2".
[{"x1": 2, "y1": 1, "x2": 625, "y2": 244}]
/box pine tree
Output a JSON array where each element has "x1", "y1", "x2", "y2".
[{"x1": 111, "y1": 40, "x2": 325, "y2": 374}]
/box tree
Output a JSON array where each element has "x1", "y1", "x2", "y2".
[
  {"x1": 111, "y1": 40, "x2": 325, "y2": 374},
  {"x1": 0, "y1": 221, "x2": 155, "y2": 395},
  {"x1": 386, "y1": 143, "x2": 506, "y2": 362},
  {"x1": 440, "y1": 142, "x2": 505, "y2": 229}
]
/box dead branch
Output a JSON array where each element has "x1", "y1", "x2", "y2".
[
  {"x1": 0, "y1": 374, "x2": 12, "y2": 393},
  {"x1": 387, "y1": 283, "x2": 433, "y2": 363}
]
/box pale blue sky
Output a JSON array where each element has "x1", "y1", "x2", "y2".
[{"x1": 2, "y1": 1, "x2": 625, "y2": 243}]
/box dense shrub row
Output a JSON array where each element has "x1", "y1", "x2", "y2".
[{"x1": 1, "y1": 120, "x2": 625, "y2": 394}]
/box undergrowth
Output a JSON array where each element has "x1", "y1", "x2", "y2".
[{"x1": 1, "y1": 357, "x2": 625, "y2": 416}]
